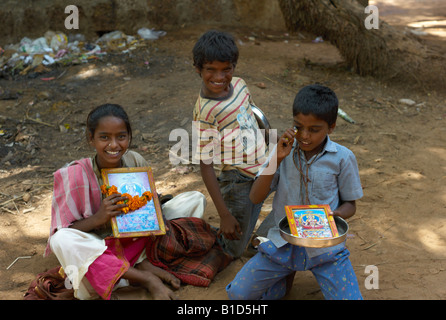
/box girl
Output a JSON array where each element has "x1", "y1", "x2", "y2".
[{"x1": 45, "y1": 104, "x2": 201, "y2": 300}]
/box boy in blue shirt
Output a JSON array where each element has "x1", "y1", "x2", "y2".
[{"x1": 226, "y1": 84, "x2": 363, "y2": 300}]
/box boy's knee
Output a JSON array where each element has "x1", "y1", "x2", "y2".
[
  {"x1": 219, "y1": 239, "x2": 246, "y2": 259},
  {"x1": 226, "y1": 281, "x2": 252, "y2": 300}
]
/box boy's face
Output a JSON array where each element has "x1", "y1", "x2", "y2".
[
  {"x1": 196, "y1": 60, "x2": 234, "y2": 98},
  {"x1": 293, "y1": 113, "x2": 335, "y2": 158}
]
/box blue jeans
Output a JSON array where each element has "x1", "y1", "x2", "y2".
[
  {"x1": 226, "y1": 241, "x2": 363, "y2": 300},
  {"x1": 217, "y1": 170, "x2": 263, "y2": 258}
]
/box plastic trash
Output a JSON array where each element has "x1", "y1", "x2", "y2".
[
  {"x1": 67, "y1": 33, "x2": 86, "y2": 43},
  {"x1": 137, "y1": 28, "x2": 166, "y2": 40},
  {"x1": 18, "y1": 37, "x2": 32, "y2": 53},
  {"x1": 66, "y1": 41, "x2": 81, "y2": 54},
  {"x1": 338, "y1": 108, "x2": 355, "y2": 124},
  {"x1": 96, "y1": 31, "x2": 129, "y2": 51},
  {"x1": 312, "y1": 36, "x2": 324, "y2": 43},
  {"x1": 42, "y1": 54, "x2": 55, "y2": 65},
  {"x1": 0, "y1": 28, "x2": 163, "y2": 76},
  {"x1": 29, "y1": 37, "x2": 52, "y2": 54},
  {"x1": 96, "y1": 30, "x2": 126, "y2": 43},
  {"x1": 398, "y1": 98, "x2": 416, "y2": 106},
  {"x1": 49, "y1": 33, "x2": 68, "y2": 52},
  {"x1": 18, "y1": 34, "x2": 63, "y2": 55},
  {"x1": 409, "y1": 28, "x2": 428, "y2": 36}
]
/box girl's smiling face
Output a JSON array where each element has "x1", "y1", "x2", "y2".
[
  {"x1": 89, "y1": 115, "x2": 130, "y2": 169},
  {"x1": 197, "y1": 60, "x2": 234, "y2": 99},
  {"x1": 294, "y1": 113, "x2": 335, "y2": 159}
]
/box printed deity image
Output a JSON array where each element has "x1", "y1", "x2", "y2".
[
  {"x1": 291, "y1": 208, "x2": 336, "y2": 238},
  {"x1": 107, "y1": 171, "x2": 159, "y2": 234}
]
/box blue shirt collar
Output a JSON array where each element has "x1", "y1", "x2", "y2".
[{"x1": 324, "y1": 135, "x2": 337, "y2": 153}]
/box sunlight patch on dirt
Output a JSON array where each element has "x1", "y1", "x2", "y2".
[
  {"x1": 399, "y1": 170, "x2": 425, "y2": 180},
  {"x1": 359, "y1": 167, "x2": 379, "y2": 177},
  {"x1": 427, "y1": 147, "x2": 446, "y2": 161},
  {"x1": 73, "y1": 64, "x2": 124, "y2": 80},
  {"x1": 408, "y1": 20, "x2": 446, "y2": 38},
  {"x1": 417, "y1": 226, "x2": 446, "y2": 254},
  {"x1": 371, "y1": 0, "x2": 446, "y2": 38}
]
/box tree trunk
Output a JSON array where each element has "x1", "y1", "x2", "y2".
[
  {"x1": 355, "y1": 0, "x2": 368, "y2": 7},
  {"x1": 278, "y1": 0, "x2": 445, "y2": 91}
]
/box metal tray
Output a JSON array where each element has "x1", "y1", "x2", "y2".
[
  {"x1": 279, "y1": 215, "x2": 348, "y2": 248},
  {"x1": 251, "y1": 105, "x2": 271, "y2": 145}
]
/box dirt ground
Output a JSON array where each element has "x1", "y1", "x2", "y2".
[{"x1": 1, "y1": 1, "x2": 446, "y2": 300}]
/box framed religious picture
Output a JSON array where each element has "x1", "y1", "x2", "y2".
[
  {"x1": 284, "y1": 204, "x2": 339, "y2": 239},
  {"x1": 101, "y1": 167, "x2": 166, "y2": 238}
]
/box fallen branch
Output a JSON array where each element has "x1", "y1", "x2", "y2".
[
  {"x1": 6, "y1": 256, "x2": 32, "y2": 270},
  {"x1": 1, "y1": 206, "x2": 17, "y2": 215},
  {"x1": 362, "y1": 241, "x2": 380, "y2": 251},
  {"x1": 0, "y1": 186, "x2": 45, "y2": 208},
  {"x1": 25, "y1": 109, "x2": 55, "y2": 127},
  {"x1": 361, "y1": 224, "x2": 395, "y2": 251},
  {"x1": 389, "y1": 103, "x2": 403, "y2": 114}
]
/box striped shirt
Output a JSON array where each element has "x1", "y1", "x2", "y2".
[{"x1": 193, "y1": 77, "x2": 268, "y2": 177}]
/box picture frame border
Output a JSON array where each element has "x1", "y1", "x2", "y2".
[
  {"x1": 284, "y1": 204, "x2": 338, "y2": 238},
  {"x1": 101, "y1": 166, "x2": 166, "y2": 238}
]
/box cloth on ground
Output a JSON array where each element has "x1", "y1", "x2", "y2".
[{"x1": 146, "y1": 217, "x2": 233, "y2": 287}]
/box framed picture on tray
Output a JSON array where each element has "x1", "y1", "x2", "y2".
[{"x1": 284, "y1": 204, "x2": 339, "y2": 239}]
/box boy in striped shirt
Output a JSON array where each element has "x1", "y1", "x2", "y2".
[{"x1": 192, "y1": 30, "x2": 268, "y2": 258}]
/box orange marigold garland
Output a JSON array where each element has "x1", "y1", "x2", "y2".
[{"x1": 101, "y1": 184, "x2": 153, "y2": 214}]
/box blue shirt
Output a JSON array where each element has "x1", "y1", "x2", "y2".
[{"x1": 263, "y1": 136, "x2": 363, "y2": 257}]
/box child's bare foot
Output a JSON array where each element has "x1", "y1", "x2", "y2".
[
  {"x1": 123, "y1": 265, "x2": 179, "y2": 300},
  {"x1": 139, "y1": 270, "x2": 179, "y2": 300},
  {"x1": 136, "y1": 259, "x2": 181, "y2": 290}
]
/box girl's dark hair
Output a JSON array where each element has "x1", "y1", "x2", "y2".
[
  {"x1": 86, "y1": 103, "x2": 132, "y2": 142},
  {"x1": 293, "y1": 84, "x2": 339, "y2": 126},
  {"x1": 193, "y1": 30, "x2": 239, "y2": 70}
]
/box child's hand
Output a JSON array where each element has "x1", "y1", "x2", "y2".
[
  {"x1": 95, "y1": 193, "x2": 129, "y2": 226},
  {"x1": 277, "y1": 128, "x2": 297, "y2": 161},
  {"x1": 218, "y1": 213, "x2": 242, "y2": 240},
  {"x1": 329, "y1": 210, "x2": 339, "y2": 216}
]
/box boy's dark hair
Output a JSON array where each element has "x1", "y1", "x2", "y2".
[
  {"x1": 192, "y1": 30, "x2": 239, "y2": 70},
  {"x1": 293, "y1": 84, "x2": 338, "y2": 126},
  {"x1": 86, "y1": 103, "x2": 132, "y2": 143}
]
